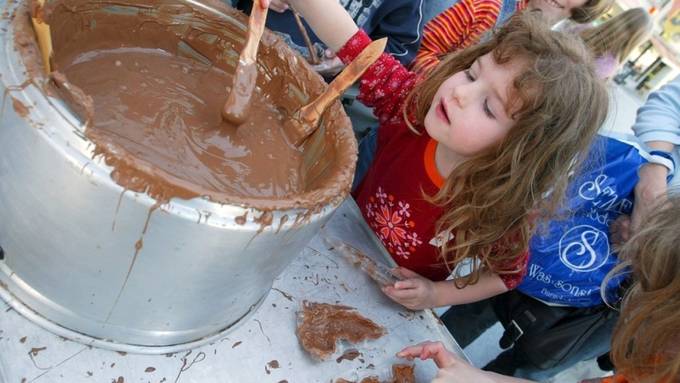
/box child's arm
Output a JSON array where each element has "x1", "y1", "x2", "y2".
[
  {"x1": 382, "y1": 267, "x2": 508, "y2": 310},
  {"x1": 411, "y1": 0, "x2": 494, "y2": 74},
  {"x1": 284, "y1": 0, "x2": 420, "y2": 123},
  {"x1": 283, "y1": 0, "x2": 358, "y2": 52}
]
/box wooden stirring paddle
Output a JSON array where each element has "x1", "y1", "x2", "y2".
[
  {"x1": 284, "y1": 38, "x2": 387, "y2": 147},
  {"x1": 31, "y1": 0, "x2": 53, "y2": 74},
  {"x1": 290, "y1": 6, "x2": 319, "y2": 65},
  {"x1": 222, "y1": 1, "x2": 269, "y2": 125}
]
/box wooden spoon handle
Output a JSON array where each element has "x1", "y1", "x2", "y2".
[
  {"x1": 31, "y1": 0, "x2": 53, "y2": 73},
  {"x1": 241, "y1": 1, "x2": 269, "y2": 64},
  {"x1": 299, "y1": 38, "x2": 387, "y2": 125},
  {"x1": 222, "y1": 1, "x2": 269, "y2": 124},
  {"x1": 290, "y1": 6, "x2": 319, "y2": 65}
]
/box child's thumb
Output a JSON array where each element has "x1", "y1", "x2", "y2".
[{"x1": 394, "y1": 267, "x2": 422, "y2": 279}]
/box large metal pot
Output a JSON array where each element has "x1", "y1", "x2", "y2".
[{"x1": 0, "y1": 0, "x2": 356, "y2": 352}]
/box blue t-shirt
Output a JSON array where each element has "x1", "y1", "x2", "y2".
[{"x1": 518, "y1": 135, "x2": 646, "y2": 307}]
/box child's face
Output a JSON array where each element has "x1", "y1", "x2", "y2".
[
  {"x1": 424, "y1": 53, "x2": 522, "y2": 158},
  {"x1": 527, "y1": 0, "x2": 588, "y2": 24}
]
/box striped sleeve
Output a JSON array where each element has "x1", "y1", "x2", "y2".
[{"x1": 411, "y1": 0, "x2": 501, "y2": 75}]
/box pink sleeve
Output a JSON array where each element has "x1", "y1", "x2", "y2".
[{"x1": 336, "y1": 30, "x2": 421, "y2": 125}]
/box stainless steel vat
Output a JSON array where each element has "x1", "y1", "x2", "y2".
[{"x1": 0, "y1": 0, "x2": 356, "y2": 352}]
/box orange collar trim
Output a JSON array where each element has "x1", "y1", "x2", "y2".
[{"x1": 424, "y1": 139, "x2": 445, "y2": 188}]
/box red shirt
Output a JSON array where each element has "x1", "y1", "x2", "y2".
[{"x1": 337, "y1": 30, "x2": 526, "y2": 288}]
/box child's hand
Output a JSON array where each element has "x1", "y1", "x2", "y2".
[
  {"x1": 397, "y1": 341, "x2": 457, "y2": 368},
  {"x1": 261, "y1": 0, "x2": 288, "y2": 12},
  {"x1": 312, "y1": 50, "x2": 345, "y2": 76},
  {"x1": 381, "y1": 267, "x2": 436, "y2": 310},
  {"x1": 398, "y1": 341, "x2": 507, "y2": 383}
]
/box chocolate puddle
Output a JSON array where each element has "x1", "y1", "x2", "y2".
[
  {"x1": 16, "y1": 0, "x2": 356, "y2": 210},
  {"x1": 335, "y1": 364, "x2": 415, "y2": 383},
  {"x1": 296, "y1": 301, "x2": 385, "y2": 360}
]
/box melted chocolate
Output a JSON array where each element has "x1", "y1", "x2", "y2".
[
  {"x1": 390, "y1": 364, "x2": 415, "y2": 383},
  {"x1": 335, "y1": 364, "x2": 415, "y2": 383},
  {"x1": 296, "y1": 301, "x2": 385, "y2": 360},
  {"x1": 11, "y1": 96, "x2": 29, "y2": 117},
  {"x1": 59, "y1": 47, "x2": 302, "y2": 200},
  {"x1": 16, "y1": 0, "x2": 356, "y2": 210}
]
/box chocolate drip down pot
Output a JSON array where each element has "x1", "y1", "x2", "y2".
[{"x1": 0, "y1": 0, "x2": 356, "y2": 352}]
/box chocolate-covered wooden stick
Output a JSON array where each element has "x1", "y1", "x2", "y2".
[
  {"x1": 284, "y1": 38, "x2": 387, "y2": 147},
  {"x1": 31, "y1": 0, "x2": 53, "y2": 74},
  {"x1": 290, "y1": 6, "x2": 319, "y2": 65},
  {"x1": 222, "y1": 1, "x2": 269, "y2": 125}
]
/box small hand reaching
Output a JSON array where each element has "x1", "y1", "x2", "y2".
[
  {"x1": 398, "y1": 341, "x2": 501, "y2": 383},
  {"x1": 381, "y1": 267, "x2": 437, "y2": 310},
  {"x1": 397, "y1": 341, "x2": 457, "y2": 368},
  {"x1": 312, "y1": 50, "x2": 345, "y2": 76}
]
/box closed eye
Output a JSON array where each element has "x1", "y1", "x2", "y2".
[
  {"x1": 484, "y1": 99, "x2": 496, "y2": 119},
  {"x1": 465, "y1": 67, "x2": 496, "y2": 120}
]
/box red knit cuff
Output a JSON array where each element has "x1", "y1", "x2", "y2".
[
  {"x1": 499, "y1": 274, "x2": 521, "y2": 290},
  {"x1": 499, "y1": 250, "x2": 529, "y2": 290},
  {"x1": 336, "y1": 29, "x2": 372, "y2": 64}
]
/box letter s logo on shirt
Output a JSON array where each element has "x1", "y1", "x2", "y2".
[{"x1": 558, "y1": 225, "x2": 610, "y2": 273}]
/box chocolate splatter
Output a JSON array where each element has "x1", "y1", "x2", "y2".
[
  {"x1": 272, "y1": 288, "x2": 293, "y2": 301},
  {"x1": 334, "y1": 364, "x2": 415, "y2": 383},
  {"x1": 336, "y1": 348, "x2": 361, "y2": 363},
  {"x1": 29, "y1": 347, "x2": 47, "y2": 356},
  {"x1": 11, "y1": 96, "x2": 29, "y2": 117}
]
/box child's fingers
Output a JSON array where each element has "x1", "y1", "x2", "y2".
[
  {"x1": 268, "y1": 0, "x2": 289, "y2": 12},
  {"x1": 419, "y1": 342, "x2": 440, "y2": 360},
  {"x1": 382, "y1": 287, "x2": 422, "y2": 309},
  {"x1": 396, "y1": 344, "x2": 425, "y2": 359},
  {"x1": 405, "y1": 342, "x2": 456, "y2": 367},
  {"x1": 393, "y1": 267, "x2": 423, "y2": 280},
  {"x1": 430, "y1": 346, "x2": 458, "y2": 368},
  {"x1": 394, "y1": 279, "x2": 419, "y2": 290},
  {"x1": 397, "y1": 341, "x2": 441, "y2": 359},
  {"x1": 382, "y1": 285, "x2": 419, "y2": 300}
]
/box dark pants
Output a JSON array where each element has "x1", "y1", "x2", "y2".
[
  {"x1": 352, "y1": 125, "x2": 378, "y2": 192},
  {"x1": 441, "y1": 296, "x2": 618, "y2": 381}
]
